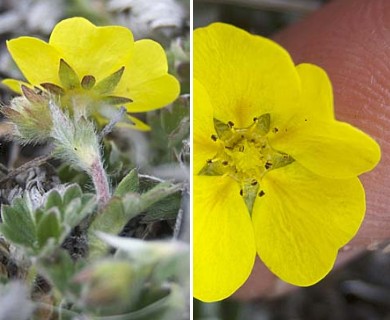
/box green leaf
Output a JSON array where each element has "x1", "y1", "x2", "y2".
[
  {"x1": 114, "y1": 168, "x2": 139, "y2": 197},
  {"x1": 88, "y1": 197, "x2": 126, "y2": 257},
  {"x1": 91, "y1": 197, "x2": 126, "y2": 234},
  {"x1": 89, "y1": 182, "x2": 181, "y2": 258},
  {"x1": 64, "y1": 194, "x2": 96, "y2": 228},
  {"x1": 44, "y1": 190, "x2": 63, "y2": 211},
  {"x1": 58, "y1": 164, "x2": 90, "y2": 186},
  {"x1": 38, "y1": 248, "x2": 83, "y2": 295},
  {"x1": 124, "y1": 182, "x2": 182, "y2": 214},
  {"x1": 167, "y1": 116, "x2": 190, "y2": 149},
  {"x1": 141, "y1": 192, "x2": 181, "y2": 222},
  {"x1": 62, "y1": 197, "x2": 82, "y2": 224},
  {"x1": 147, "y1": 98, "x2": 190, "y2": 164},
  {"x1": 151, "y1": 250, "x2": 189, "y2": 284},
  {"x1": 0, "y1": 198, "x2": 36, "y2": 247},
  {"x1": 34, "y1": 208, "x2": 45, "y2": 225},
  {"x1": 36, "y1": 209, "x2": 62, "y2": 248},
  {"x1": 161, "y1": 99, "x2": 189, "y2": 135},
  {"x1": 63, "y1": 184, "x2": 83, "y2": 204}
]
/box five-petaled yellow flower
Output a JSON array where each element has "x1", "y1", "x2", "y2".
[
  {"x1": 194, "y1": 23, "x2": 381, "y2": 302},
  {"x1": 3, "y1": 17, "x2": 179, "y2": 130}
]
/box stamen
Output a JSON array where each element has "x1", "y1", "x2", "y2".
[
  {"x1": 265, "y1": 161, "x2": 272, "y2": 169},
  {"x1": 211, "y1": 134, "x2": 218, "y2": 141},
  {"x1": 258, "y1": 190, "x2": 265, "y2": 197},
  {"x1": 251, "y1": 179, "x2": 258, "y2": 186},
  {"x1": 240, "y1": 189, "x2": 244, "y2": 196},
  {"x1": 227, "y1": 121, "x2": 235, "y2": 128},
  {"x1": 222, "y1": 160, "x2": 228, "y2": 166}
]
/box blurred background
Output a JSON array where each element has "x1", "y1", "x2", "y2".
[
  {"x1": 194, "y1": 0, "x2": 323, "y2": 33},
  {"x1": 193, "y1": 0, "x2": 390, "y2": 319}
]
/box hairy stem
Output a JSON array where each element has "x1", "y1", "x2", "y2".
[{"x1": 90, "y1": 158, "x2": 110, "y2": 208}]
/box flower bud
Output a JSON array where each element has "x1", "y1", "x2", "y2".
[{"x1": 2, "y1": 86, "x2": 52, "y2": 144}]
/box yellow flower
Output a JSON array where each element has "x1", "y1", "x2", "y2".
[
  {"x1": 3, "y1": 17, "x2": 180, "y2": 131},
  {"x1": 194, "y1": 23, "x2": 381, "y2": 302}
]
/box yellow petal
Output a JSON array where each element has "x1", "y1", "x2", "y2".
[
  {"x1": 194, "y1": 79, "x2": 218, "y2": 174},
  {"x1": 296, "y1": 63, "x2": 334, "y2": 121},
  {"x1": 115, "y1": 39, "x2": 180, "y2": 112},
  {"x1": 7, "y1": 37, "x2": 62, "y2": 85},
  {"x1": 194, "y1": 175, "x2": 256, "y2": 302},
  {"x1": 120, "y1": 75, "x2": 180, "y2": 112},
  {"x1": 194, "y1": 23, "x2": 300, "y2": 128},
  {"x1": 118, "y1": 39, "x2": 169, "y2": 87},
  {"x1": 252, "y1": 162, "x2": 365, "y2": 286},
  {"x1": 120, "y1": 115, "x2": 151, "y2": 131},
  {"x1": 269, "y1": 119, "x2": 381, "y2": 179},
  {"x1": 49, "y1": 17, "x2": 134, "y2": 82}
]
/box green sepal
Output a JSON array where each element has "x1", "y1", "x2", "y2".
[
  {"x1": 94, "y1": 66, "x2": 125, "y2": 94},
  {"x1": 270, "y1": 153, "x2": 295, "y2": 170},
  {"x1": 213, "y1": 118, "x2": 233, "y2": 140},
  {"x1": 21, "y1": 85, "x2": 47, "y2": 104},
  {"x1": 254, "y1": 113, "x2": 271, "y2": 136},
  {"x1": 102, "y1": 96, "x2": 133, "y2": 105},
  {"x1": 198, "y1": 160, "x2": 225, "y2": 176},
  {"x1": 40, "y1": 82, "x2": 65, "y2": 95},
  {"x1": 242, "y1": 182, "x2": 259, "y2": 215},
  {"x1": 58, "y1": 59, "x2": 80, "y2": 89}
]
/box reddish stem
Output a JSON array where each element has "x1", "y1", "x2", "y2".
[{"x1": 90, "y1": 158, "x2": 110, "y2": 207}]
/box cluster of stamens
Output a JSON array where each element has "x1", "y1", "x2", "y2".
[{"x1": 199, "y1": 114, "x2": 293, "y2": 206}]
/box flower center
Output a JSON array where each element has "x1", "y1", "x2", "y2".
[
  {"x1": 39, "y1": 59, "x2": 132, "y2": 111},
  {"x1": 199, "y1": 114, "x2": 294, "y2": 212}
]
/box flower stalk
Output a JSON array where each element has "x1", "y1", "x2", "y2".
[
  {"x1": 90, "y1": 158, "x2": 110, "y2": 207},
  {"x1": 49, "y1": 100, "x2": 111, "y2": 208}
]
